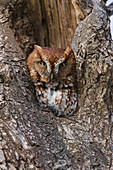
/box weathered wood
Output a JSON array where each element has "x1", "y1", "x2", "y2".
[
  {"x1": 0, "y1": 0, "x2": 113, "y2": 169},
  {"x1": 30, "y1": 0, "x2": 78, "y2": 48}
]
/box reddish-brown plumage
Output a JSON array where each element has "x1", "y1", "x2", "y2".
[{"x1": 27, "y1": 45, "x2": 78, "y2": 116}]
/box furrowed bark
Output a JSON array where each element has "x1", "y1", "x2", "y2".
[{"x1": 0, "y1": 0, "x2": 113, "y2": 169}]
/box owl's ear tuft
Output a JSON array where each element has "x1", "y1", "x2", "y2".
[
  {"x1": 34, "y1": 45, "x2": 42, "y2": 50},
  {"x1": 64, "y1": 45, "x2": 72, "y2": 57},
  {"x1": 34, "y1": 45, "x2": 43, "y2": 56}
]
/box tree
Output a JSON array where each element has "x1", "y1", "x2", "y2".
[{"x1": 0, "y1": 0, "x2": 112, "y2": 169}]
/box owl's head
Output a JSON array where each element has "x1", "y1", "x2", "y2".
[{"x1": 27, "y1": 45, "x2": 76, "y2": 83}]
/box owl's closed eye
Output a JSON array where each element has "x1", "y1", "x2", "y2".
[{"x1": 27, "y1": 45, "x2": 78, "y2": 116}]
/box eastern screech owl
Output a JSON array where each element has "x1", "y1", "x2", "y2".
[{"x1": 27, "y1": 45, "x2": 78, "y2": 116}]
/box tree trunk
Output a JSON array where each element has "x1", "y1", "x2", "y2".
[
  {"x1": 0, "y1": 0, "x2": 113, "y2": 169},
  {"x1": 29, "y1": 0, "x2": 86, "y2": 48}
]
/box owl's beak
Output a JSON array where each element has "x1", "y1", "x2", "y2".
[{"x1": 50, "y1": 73, "x2": 54, "y2": 80}]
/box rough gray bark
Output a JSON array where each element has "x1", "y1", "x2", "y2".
[
  {"x1": 0, "y1": 0, "x2": 113, "y2": 170},
  {"x1": 0, "y1": 21, "x2": 76, "y2": 170}
]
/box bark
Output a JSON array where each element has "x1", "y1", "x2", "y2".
[{"x1": 0, "y1": 0, "x2": 113, "y2": 170}]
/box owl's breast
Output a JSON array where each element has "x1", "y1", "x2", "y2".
[{"x1": 36, "y1": 85, "x2": 77, "y2": 116}]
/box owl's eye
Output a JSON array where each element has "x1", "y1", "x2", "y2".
[
  {"x1": 39, "y1": 61, "x2": 46, "y2": 66},
  {"x1": 60, "y1": 62, "x2": 66, "y2": 67}
]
